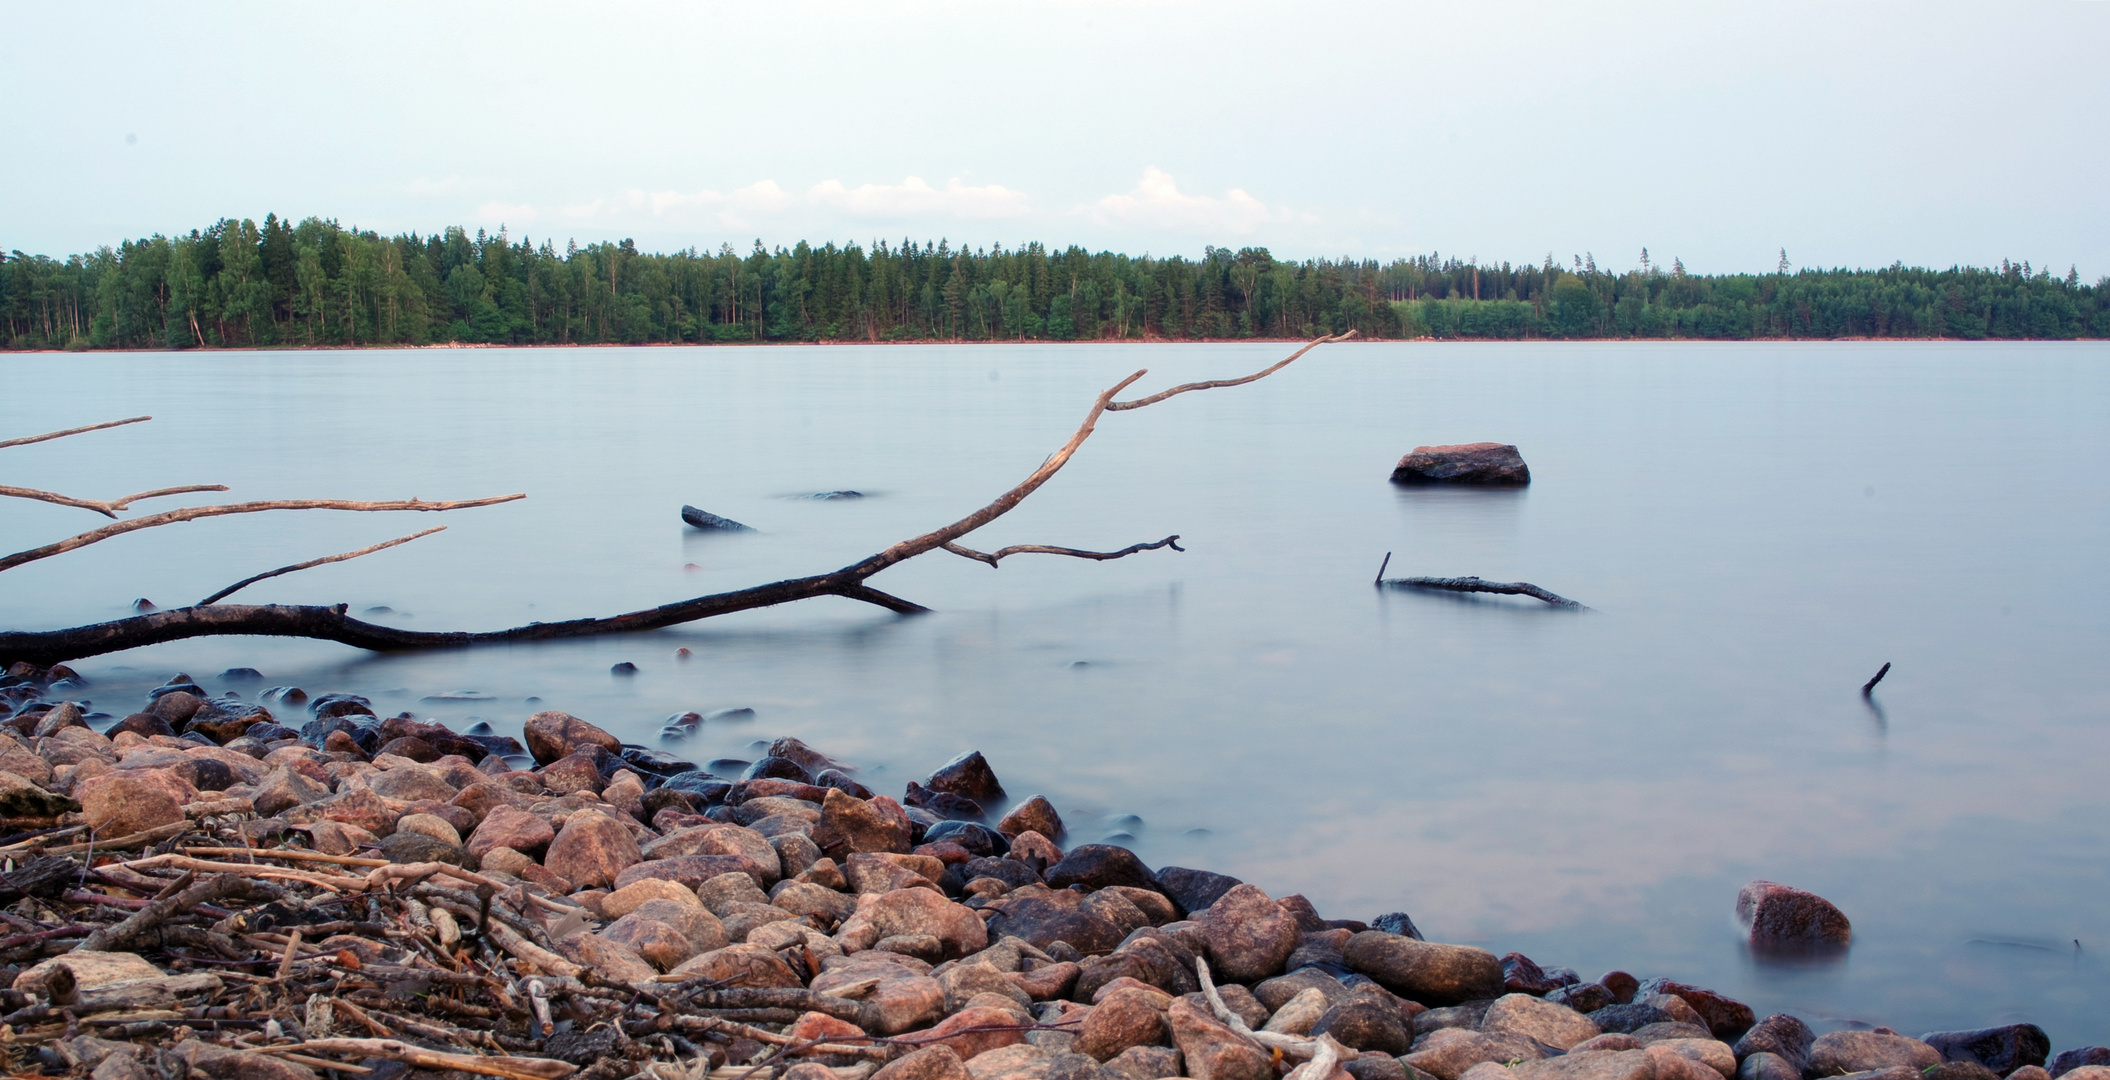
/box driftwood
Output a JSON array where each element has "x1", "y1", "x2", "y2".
[
  {"x1": 1862, "y1": 661, "x2": 1891, "y2": 695},
  {"x1": 1382, "y1": 574, "x2": 1589, "y2": 610},
  {"x1": 1, "y1": 333, "x2": 1354, "y2": 665},
  {"x1": 0, "y1": 495, "x2": 522, "y2": 573},
  {"x1": 199, "y1": 526, "x2": 446, "y2": 604}
]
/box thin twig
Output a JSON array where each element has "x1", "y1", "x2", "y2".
[
  {"x1": 199, "y1": 526, "x2": 447, "y2": 604},
  {"x1": 0, "y1": 494, "x2": 524, "y2": 574},
  {"x1": 1374, "y1": 551, "x2": 1392, "y2": 585},
  {"x1": 1385, "y1": 575, "x2": 1589, "y2": 610},
  {"x1": 0, "y1": 484, "x2": 230, "y2": 520},
  {"x1": 942, "y1": 535, "x2": 1183, "y2": 568},
  {"x1": 1105, "y1": 331, "x2": 1355, "y2": 411},
  {"x1": 0, "y1": 416, "x2": 152, "y2": 450}
]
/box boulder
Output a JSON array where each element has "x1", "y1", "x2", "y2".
[
  {"x1": 1737, "y1": 1052, "x2": 1800, "y2": 1080},
  {"x1": 1153, "y1": 867, "x2": 1242, "y2": 917},
  {"x1": 546, "y1": 811, "x2": 642, "y2": 889},
  {"x1": 999, "y1": 796, "x2": 1065, "y2": 841},
  {"x1": 1590, "y1": 995, "x2": 1707, "y2": 1034},
  {"x1": 1922, "y1": 1027, "x2": 2051, "y2": 1076},
  {"x1": 561, "y1": 932, "x2": 659, "y2": 985},
  {"x1": 466, "y1": 805, "x2": 555, "y2": 860},
  {"x1": 1481, "y1": 993, "x2": 1601, "y2": 1050},
  {"x1": 1344, "y1": 931, "x2": 1504, "y2": 1006},
  {"x1": 1165, "y1": 998, "x2": 1270, "y2": 1080},
  {"x1": 873, "y1": 1047, "x2": 972, "y2": 1080},
  {"x1": 813, "y1": 788, "x2": 914, "y2": 856},
  {"x1": 1047, "y1": 845, "x2": 1160, "y2": 893},
  {"x1": 1391, "y1": 443, "x2": 1530, "y2": 485},
  {"x1": 1809, "y1": 1031, "x2": 1942, "y2": 1075},
  {"x1": 1734, "y1": 1015, "x2": 1814, "y2": 1074},
  {"x1": 1510, "y1": 1051, "x2": 1659, "y2": 1080},
  {"x1": 815, "y1": 954, "x2": 948, "y2": 1034},
  {"x1": 1401, "y1": 1028, "x2": 1552, "y2": 1080},
  {"x1": 983, "y1": 892, "x2": 1129, "y2": 956},
  {"x1": 1313, "y1": 998, "x2": 1413, "y2": 1055},
  {"x1": 669, "y1": 942, "x2": 804, "y2": 988},
  {"x1": 523, "y1": 711, "x2": 621, "y2": 767},
  {"x1": 1077, "y1": 985, "x2": 1173, "y2": 1060},
  {"x1": 2052, "y1": 1051, "x2": 2110, "y2": 1078},
  {"x1": 838, "y1": 888, "x2": 988, "y2": 960},
  {"x1": 927, "y1": 751, "x2": 1007, "y2": 804},
  {"x1": 1736, "y1": 881, "x2": 1850, "y2": 952},
  {"x1": 76, "y1": 773, "x2": 183, "y2": 837},
  {"x1": 618, "y1": 853, "x2": 773, "y2": 892},
  {"x1": 1196, "y1": 884, "x2": 1299, "y2": 983}
]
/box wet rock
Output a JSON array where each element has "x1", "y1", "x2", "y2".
[
  {"x1": 925, "y1": 750, "x2": 1006, "y2": 804},
  {"x1": 546, "y1": 810, "x2": 643, "y2": 889},
  {"x1": 1481, "y1": 993, "x2": 1600, "y2": 1050},
  {"x1": 1075, "y1": 934, "x2": 1195, "y2": 1000},
  {"x1": 1390, "y1": 443, "x2": 1531, "y2": 485},
  {"x1": 2052, "y1": 1051, "x2": 2110, "y2": 1078},
  {"x1": 999, "y1": 796, "x2": 1065, "y2": 841},
  {"x1": 1195, "y1": 884, "x2": 1299, "y2": 982},
  {"x1": 817, "y1": 769, "x2": 875, "y2": 799},
  {"x1": 744, "y1": 756, "x2": 814, "y2": 784},
  {"x1": 1731, "y1": 1015, "x2": 1814, "y2": 1075},
  {"x1": 308, "y1": 694, "x2": 374, "y2": 721},
  {"x1": 1922, "y1": 1026, "x2": 2051, "y2": 1076},
  {"x1": 872, "y1": 1046, "x2": 972, "y2": 1080},
  {"x1": 1372, "y1": 912, "x2": 1425, "y2": 940},
  {"x1": 523, "y1": 710, "x2": 621, "y2": 766},
  {"x1": 1344, "y1": 931, "x2": 1504, "y2": 1006},
  {"x1": 812, "y1": 788, "x2": 914, "y2": 856},
  {"x1": 1047, "y1": 845, "x2": 1160, "y2": 893},
  {"x1": 1153, "y1": 867, "x2": 1240, "y2": 917},
  {"x1": 1588, "y1": 995, "x2": 1706, "y2": 1035},
  {"x1": 1415, "y1": 1002, "x2": 1495, "y2": 1036},
  {"x1": 983, "y1": 893, "x2": 1128, "y2": 956},
  {"x1": 1545, "y1": 982, "x2": 1616, "y2": 1014},
  {"x1": 1314, "y1": 998, "x2": 1414, "y2": 1054},
  {"x1": 377, "y1": 832, "x2": 469, "y2": 867},
  {"x1": 76, "y1": 773, "x2": 183, "y2": 837},
  {"x1": 968, "y1": 1045, "x2": 1054, "y2": 1080},
  {"x1": 1809, "y1": 1031, "x2": 1941, "y2": 1075},
  {"x1": 838, "y1": 887, "x2": 989, "y2": 960},
  {"x1": 1737, "y1": 1052, "x2": 1800, "y2": 1080},
  {"x1": 106, "y1": 713, "x2": 175, "y2": 740},
  {"x1": 1643, "y1": 1044, "x2": 1724, "y2": 1080},
  {"x1": 925, "y1": 821, "x2": 1010, "y2": 857},
  {"x1": 1254, "y1": 967, "x2": 1349, "y2": 1012},
  {"x1": 1262, "y1": 987, "x2": 1331, "y2": 1035},
  {"x1": 1635, "y1": 979, "x2": 1754, "y2": 1042},
  {"x1": 1503, "y1": 953, "x2": 1579, "y2": 996},
  {"x1": 1166, "y1": 998, "x2": 1270, "y2": 1080},
  {"x1": 1077, "y1": 985, "x2": 1173, "y2": 1061},
  {"x1": 466, "y1": 805, "x2": 555, "y2": 860},
  {"x1": 1400, "y1": 1028, "x2": 1551, "y2": 1080},
  {"x1": 151, "y1": 690, "x2": 208, "y2": 725},
  {"x1": 1736, "y1": 881, "x2": 1850, "y2": 953},
  {"x1": 540, "y1": 751, "x2": 607, "y2": 796}
]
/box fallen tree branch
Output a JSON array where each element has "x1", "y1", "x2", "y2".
[
  {"x1": 73, "y1": 872, "x2": 255, "y2": 953},
  {"x1": 1, "y1": 335, "x2": 1348, "y2": 664},
  {"x1": 0, "y1": 483, "x2": 231, "y2": 519},
  {"x1": 942, "y1": 535, "x2": 1183, "y2": 567},
  {"x1": 199, "y1": 526, "x2": 447, "y2": 604},
  {"x1": 1, "y1": 494, "x2": 524, "y2": 573},
  {"x1": 259, "y1": 1039, "x2": 576, "y2": 1080},
  {"x1": 0, "y1": 415, "x2": 152, "y2": 450},
  {"x1": 1383, "y1": 575, "x2": 1589, "y2": 610}
]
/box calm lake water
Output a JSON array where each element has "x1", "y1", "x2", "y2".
[{"x1": 5, "y1": 341, "x2": 2108, "y2": 1046}]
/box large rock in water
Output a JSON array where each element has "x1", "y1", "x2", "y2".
[
  {"x1": 1736, "y1": 880, "x2": 1851, "y2": 953},
  {"x1": 1390, "y1": 443, "x2": 1530, "y2": 485}
]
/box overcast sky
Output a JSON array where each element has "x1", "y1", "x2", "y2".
[{"x1": 8, "y1": 0, "x2": 2106, "y2": 275}]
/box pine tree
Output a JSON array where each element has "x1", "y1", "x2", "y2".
[{"x1": 1777, "y1": 248, "x2": 1790, "y2": 274}]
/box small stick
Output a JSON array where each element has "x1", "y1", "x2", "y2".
[
  {"x1": 199, "y1": 526, "x2": 447, "y2": 605},
  {"x1": 277, "y1": 930, "x2": 304, "y2": 980},
  {"x1": 1374, "y1": 552, "x2": 1392, "y2": 585},
  {"x1": 0, "y1": 416, "x2": 152, "y2": 450},
  {"x1": 1862, "y1": 662, "x2": 1891, "y2": 696},
  {"x1": 182, "y1": 847, "x2": 388, "y2": 867}
]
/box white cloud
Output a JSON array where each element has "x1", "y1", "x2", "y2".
[
  {"x1": 1080, "y1": 167, "x2": 1304, "y2": 236},
  {"x1": 807, "y1": 176, "x2": 1030, "y2": 219}
]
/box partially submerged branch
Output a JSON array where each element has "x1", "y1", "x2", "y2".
[
  {"x1": 0, "y1": 494, "x2": 525, "y2": 573},
  {"x1": 0, "y1": 483, "x2": 230, "y2": 519},
  {"x1": 1384, "y1": 574, "x2": 1589, "y2": 610},
  {"x1": 199, "y1": 526, "x2": 447, "y2": 605},
  {"x1": 0, "y1": 415, "x2": 151, "y2": 450},
  {"x1": 943, "y1": 535, "x2": 1183, "y2": 568},
  {"x1": 1106, "y1": 331, "x2": 1355, "y2": 411}
]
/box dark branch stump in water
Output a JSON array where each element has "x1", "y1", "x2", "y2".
[
  {"x1": 680, "y1": 505, "x2": 755, "y2": 532},
  {"x1": 1383, "y1": 575, "x2": 1587, "y2": 610}
]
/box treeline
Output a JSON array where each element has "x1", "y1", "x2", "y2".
[{"x1": 2, "y1": 215, "x2": 2103, "y2": 350}]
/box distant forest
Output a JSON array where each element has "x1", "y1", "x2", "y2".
[{"x1": 2, "y1": 215, "x2": 2103, "y2": 349}]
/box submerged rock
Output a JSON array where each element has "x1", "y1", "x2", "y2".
[
  {"x1": 1390, "y1": 443, "x2": 1531, "y2": 485},
  {"x1": 682, "y1": 505, "x2": 755, "y2": 532}
]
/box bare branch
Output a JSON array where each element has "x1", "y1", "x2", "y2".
[
  {"x1": 0, "y1": 483, "x2": 231, "y2": 519},
  {"x1": 0, "y1": 494, "x2": 525, "y2": 574},
  {"x1": 0, "y1": 415, "x2": 152, "y2": 450},
  {"x1": 1384, "y1": 575, "x2": 1588, "y2": 610},
  {"x1": 1106, "y1": 331, "x2": 1355, "y2": 411},
  {"x1": 944, "y1": 535, "x2": 1184, "y2": 568},
  {"x1": 199, "y1": 526, "x2": 448, "y2": 605}
]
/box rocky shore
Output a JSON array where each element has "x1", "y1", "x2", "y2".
[{"x1": 0, "y1": 661, "x2": 2104, "y2": 1080}]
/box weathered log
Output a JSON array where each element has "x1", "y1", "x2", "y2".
[
  {"x1": 1383, "y1": 574, "x2": 1588, "y2": 610},
  {"x1": 681, "y1": 506, "x2": 755, "y2": 532}
]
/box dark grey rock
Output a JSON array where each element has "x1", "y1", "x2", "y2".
[
  {"x1": 1313, "y1": 999, "x2": 1413, "y2": 1055},
  {"x1": 1545, "y1": 982, "x2": 1615, "y2": 1014},
  {"x1": 2051, "y1": 1049, "x2": 2110, "y2": 1078},
  {"x1": 1154, "y1": 866, "x2": 1242, "y2": 917},
  {"x1": 1635, "y1": 978, "x2": 1755, "y2": 1041},
  {"x1": 1921, "y1": 1026, "x2": 2050, "y2": 1076},
  {"x1": 1372, "y1": 912, "x2": 1425, "y2": 940},
  {"x1": 925, "y1": 750, "x2": 1006, "y2": 804},
  {"x1": 681, "y1": 506, "x2": 754, "y2": 531},
  {"x1": 923, "y1": 821, "x2": 1009, "y2": 857},
  {"x1": 1046, "y1": 845, "x2": 1160, "y2": 893},
  {"x1": 1733, "y1": 1014, "x2": 1815, "y2": 1074}
]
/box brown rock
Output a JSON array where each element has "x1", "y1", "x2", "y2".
[
  {"x1": 151, "y1": 690, "x2": 206, "y2": 724},
  {"x1": 294, "y1": 787, "x2": 401, "y2": 837},
  {"x1": 902, "y1": 1004, "x2": 1032, "y2": 1060},
  {"x1": 560, "y1": 933, "x2": 659, "y2": 984},
  {"x1": 813, "y1": 787, "x2": 914, "y2": 857},
  {"x1": 1390, "y1": 443, "x2": 1530, "y2": 485},
  {"x1": 376, "y1": 736, "x2": 439, "y2": 762},
  {"x1": 1402, "y1": 1029, "x2": 1554, "y2": 1080},
  {"x1": 927, "y1": 751, "x2": 1007, "y2": 804},
  {"x1": 1008, "y1": 830, "x2": 1063, "y2": 866},
  {"x1": 523, "y1": 710, "x2": 620, "y2": 766},
  {"x1": 1197, "y1": 884, "x2": 1300, "y2": 983},
  {"x1": 998, "y1": 796, "x2": 1064, "y2": 841},
  {"x1": 1736, "y1": 881, "x2": 1851, "y2": 952},
  {"x1": 1166, "y1": 998, "x2": 1270, "y2": 1080},
  {"x1": 1511, "y1": 1050, "x2": 1659, "y2": 1080},
  {"x1": 466, "y1": 804, "x2": 556, "y2": 860},
  {"x1": 839, "y1": 888, "x2": 990, "y2": 960},
  {"x1": 618, "y1": 853, "x2": 773, "y2": 892},
  {"x1": 1648, "y1": 1040, "x2": 1735, "y2": 1080},
  {"x1": 1480, "y1": 994, "x2": 1601, "y2": 1050},
  {"x1": 814, "y1": 954, "x2": 948, "y2": 1034},
  {"x1": 965, "y1": 1045, "x2": 1055, "y2": 1080},
  {"x1": 874, "y1": 1046, "x2": 973, "y2": 1080},
  {"x1": 669, "y1": 942, "x2": 804, "y2": 988},
  {"x1": 76, "y1": 773, "x2": 183, "y2": 837},
  {"x1": 1343, "y1": 931, "x2": 1505, "y2": 1006},
  {"x1": 367, "y1": 762, "x2": 458, "y2": 802},
  {"x1": 603, "y1": 879, "x2": 701, "y2": 918},
  {"x1": 1078, "y1": 985, "x2": 1173, "y2": 1060},
  {"x1": 546, "y1": 811, "x2": 642, "y2": 889},
  {"x1": 480, "y1": 847, "x2": 536, "y2": 876},
  {"x1": 773, "y1": 880, "x2": 861, "y2": 924},
  {"x1": 1104, "y1": 1046, "x2": 1182, "y2": 1080},
  {"x1": 539, "y1": 752, "x2": 606, "y2": 796},
  {"x1": 1809, "y1": 1032, "x2": 1941, "y2": 1075},
  {"x1": 394, "y1": 813, "x2": 463, "y2": 846},
  {"x1": 251, "y1": 767, "x2": 330, "y2": 816}
]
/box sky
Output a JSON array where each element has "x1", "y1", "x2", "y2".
[{"x1": 6, "y1": 0, "x2": 2107, "y2": 276}]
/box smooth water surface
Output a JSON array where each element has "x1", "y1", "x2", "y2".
[{"x1": 4, "y1": 342, "x2": 2107, "y2": 1044}]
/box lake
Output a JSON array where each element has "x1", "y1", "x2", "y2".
[{"x1": 4, "y1": 340, "x2": 2107, "y2": 1046}]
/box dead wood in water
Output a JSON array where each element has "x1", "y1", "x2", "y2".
[
  {"x1": 2, "y1": 334, "x2": 1353, "y2": 665},
  {"x1": 1863, "y1": 661, "x2": 1891, "y2": 695},
  {"x1": 198, "y1": 526, "x2": 447, "y2": 604},
  {"x1": 1384, "y1": 574, "x2": 1590, "y2": 610}
]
